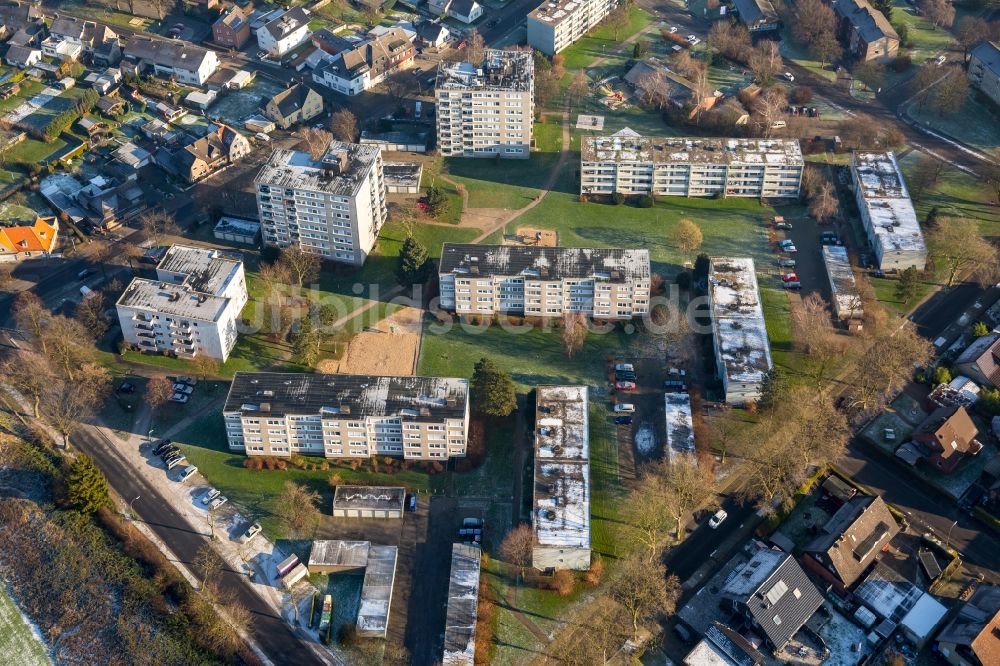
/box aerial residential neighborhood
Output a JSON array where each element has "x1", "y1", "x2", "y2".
[{"x1": 0, "y1": 0, "x2": 999, "y2": 664}]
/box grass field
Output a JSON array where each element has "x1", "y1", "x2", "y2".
[
  {"x1": 897, "y1": 151, "x2": 1000, "y2": 240},
  {"x1": 891, "y1": 1, "x2": 953, "y2": 62},
  {"x1": 0, "y1": 587, "x2": 51, "y2": 666},
  {"x1": 171, "y1": 413, "x2": 447, "y2": 537},
  {"x1": 589, "y1": 403, "x2": 625, "y2": 559},
  {"x1": 561, "y1": 6, "x2": 652, "y2": 72},
  {"x1": 906, "y1": 93, "x2": 1000, "y2": 161}
]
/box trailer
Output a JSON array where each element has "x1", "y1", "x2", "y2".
[
  {"x1": 276, "y1": 553, "x2": 300, "y2": 578},
  {"x1": 319, "y1": 595, "x2": 333, "y2": 633}
]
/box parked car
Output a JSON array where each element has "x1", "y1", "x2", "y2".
[
  {"x1": 782, "y1": 72, "x2": 795, "y2": 82},
  {"x1": 782, "y1": 281, "x2": 802, "y2": 290},
  {"x1": 163, "y1": 453, "x2": 184, "y2": 466},
  {"x1": 778, "y1": 258, "x2": 796, "y2": 268},
  {"x1": 78, "y1": 268, "x2": 92, "y2": 280},
  {"x1": 201, "y1": 488, "x2": 221, "y2": 504},
  {"x1": 935, "y1": 55, "x2": 946, "y2": 66},
  {"x1": 152, "y1": 439, "x2": 173, "y2": 455},
  {"x1": 778, "y1": 239, "x2": 794, "y2": 248},
  {"x1": 407, "y1": 494, "x2": 417, "y2": 512},
  {"x1": 169, "y1": 393, "x2": 189, "y2": 404},
  {"x1": 240, "y1": 522, "x2": 262, "y2": 543},
  {"x1": 615, "y1": 369, "x2": 636, "y2": 381},
  {"x1": 686, "y1": 34, "x2": 697, "y2": 42},
  {"x1": 613, "y1": 403, "x2": 635, "y2": 414},
  {"x1": 614, "y1": 363, "x2": 634, "y2": 372},
  {"x1": 614, "y1": 380, "x2": 637, "y2": 391},
  {"x1": 158, "y1": 447, "x2": 180, "y2": 460},
  {"x1": 782, "y1": 272, "x2": 799, "y2": 283},
  {"x1": 172, "y1": 383, "x2": 194, "y2": 395},
  {"x1": 614, "y1": 415, "x2": 633, "y2": 425},
  {"x1": 775, "y1": 221, "x2": 793, "y2": 230},
  {"x1": 176, "y1": 465, "x2": 198, "y2": 482},
  {"x1": 175, "y1": 376, "x2": 197, "y2": 386},
  {"x1": 117, "y1": 381, "x2": 136, "y2": 394},
  {"x1": 166, "y1": 456, "x2": 188, "y2": 470},
  {"x1": 782, "y1": 244, "x2": 798, "y2": 254},
  {"x1": 708, "y1": 509, "x2": 728, "y2": 528},
  {"x1": 820, "y1": 231, "x2": 841, "y2": 245},
  {"x1": 669, "y1": 26, "x2": 678, "y2": 33},
  {"x1": 208, "y1": 496, "x2": 228, "y2": 510}
]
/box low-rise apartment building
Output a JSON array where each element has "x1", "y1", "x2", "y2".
[
  {"x1": 438, "y1": 243, "x2": 651, "y2": 320},
  {"x1": 122, "y1": 37, "x2": 219, "y2": 86},
  {"x1": 312, "y1": 28, "x2": 415, "y2": 96},
  {"x1": 532, "y1": 385, "x2": 591, "y2": 571},
  {"x1": 732, "y1": 0, "x2": 781, "y2": 32},
  {"x1": 831, "y1": 0, "x2": 899, "y2": 63},
  {"x1": 222, "y1": 372, "x2": 470, "y2": 460},
  {"x1": 212, "y1": 5, "x2": 251, "y2": 49},
  {"x1": 255, "y1": 140, "x2": 387, "y2": 266},
  {"x1": 435, "y1": 49, "x2": 534, "y2": 159},
  {"x1": 708, "y1": 257, "x2": 773, "y2": 405},
  {"x1": 969, "y1": 41, "x2": 1000, "y2": 108},
  {"x1": 822, "y1": 245, "x2": 863, "y2": 326},
  {"x1": 850, "y1": 152, "x2": 927, "y2": 271},
  {"x1": 116, "y1": 244, "x2": 247, "y2": 361},
  {"x1": 581, "y1": 133, "x2": 803, "y2": 198},
  {"x1": 527, "y1": 0, "x2": 616, "y2": 55}
]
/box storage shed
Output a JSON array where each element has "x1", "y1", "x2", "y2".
[{"x1": 332, "y1": 486, "x2": 406, "y2": 519}]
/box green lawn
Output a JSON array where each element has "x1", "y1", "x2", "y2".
[
  {"x1": 5, "y1": 138, "x2": 65, "y2": 165},
  {"x1": 560, "y1": 6, "x2": 652, "y2": 72},
  {"x1": 759, "y1": 286, "x2": 796, "y2": 375},
  {"x1": 906, "y1": 93, "x2": 1000, "y2": 161},
  {"x1": 452, "y1": 418, "x2": 516, "y2": 499},
  {"x1": 871, "y1": 275, "x2": 936, "y2": 315},
  {"x1": 420, "y1": 165, "x2": 463, "y2": 224},
  {"x1": 171, "y1": 413, "x2": 447, "y2": 538},
  {"x1": 891, "y1": 1, "x2": 953, "y2": 62},
  {"x1": 779, "y1": 38, "x2": 837, "y2": 83},
  {"x1": 0, "y1": 586, "x2": 51, "y2": 666},
  {"x1": 589, "y1": 403, "x2": 625, "y2": 559}
]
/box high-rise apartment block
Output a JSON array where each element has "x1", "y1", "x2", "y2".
[
  {"x1": 438, "y1": 243, "x2": 650, "y2": 320},
  {"x1": 223, "y1": 372, "x2": 470, "y2": 460},
  {"x1": 435, "y1": 49, "x2": 534, "y2": 159},
  {"x1": 527, "y1": 0, "x2": 615, "y2": 55},
  {"x1": 849, "y1": 152, "x2": 926, "y2": 272},
  {"x1": 580, "y1": 133, "x2": 803, "y2": 198},
  {"x1": 116, "y1": 245, "x2": 247, "y2": 361},
  {"x1": 254, "y1": 141, "x2": 386, "y2": 266}
]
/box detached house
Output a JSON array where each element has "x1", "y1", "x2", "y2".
[
  {"x1": 256, "y1": 7, "x2": 311, "y2": 57},
  {"x1": 831, "y1": 0, "x2": 899, "y2": 63},
  {"x1": 902, "y1": 405, "x2": 983, "y2": 474},
  {"x1": 428, "y1": 0, "x2": 484, "y2": 24},
  {"x1": 264, "y1": 82, "x2": 324, "y2": 129},
  {"x1": 937, "y1": 586, "x2": 1000, "y2": 666},
  {"x1": 732, "y1": 0, "x2": 781, "y2": 32},
  {"x1": 956, "y1": 333, "x2": 1000, "y2": 390},
  {"x1": 802, "y1": 494, "x2": 899, "y2": 594},
  {"x1": 174, "y1": 124, "x2": 251, "y2": 182},
  {"x1": 5, "y1": 44, "x2": 39, "y2": 67},
  {"x1": 213, "y1": 5, "x2": 251, "y2": 49},
  {"x1": 123, "y1": 37, "x2": 219, "y2": 86},
  {"x1": 0, "y1": 2, "x2": 45, "y2": 47},
  {"x1": 48, "y1": 16, "x2": 118, "y2": 55},
  {"x1": 0, "y1": 217, "x2": 59, "y2": 261},
  {"x1": 312, "y1": 28, "x2": 415, "y2": 96}
]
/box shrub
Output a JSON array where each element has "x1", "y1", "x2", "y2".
[
  {"x1": 550, "y1": 569, "x2": 575, "y2": 596},
  {"x1": 431, "y1": 461, "x2": 445, "y2": 474},
  {"x1": 789, "y1": 87, "x2": 813, "y2": 104},
  {"x1": 635, "y1": 194, "x2": 654, "y2": 208},
  {"x1": 244, "y1": 457, "x2": 264, "y2": 470},
  {"x1": 319, "y1": 461, "x2": 329, "y2": 471},
  {"x1": 275, "y1": 459, "x2": 288, "y2": 470},
  {"x1": 585, "y1": 554, "x2": 604, "y2": 587},
  {"x1": 610, "y1": 192, "x2": 625, "y2": 205},
  {"x1": 290, "y1": 455, "x2": 307, "y2": 469},
  {"x1": 892, "y1": 54, "x2": 912, "y2": 72}
]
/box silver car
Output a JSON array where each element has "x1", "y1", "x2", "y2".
[{"x1": 207, "y1": 496, "x2": 228, "y2": 511}]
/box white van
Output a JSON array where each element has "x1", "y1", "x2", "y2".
[
  {"x1": 613, "y1": 403, "x2": 635, "y2": 414},
  {"x1": 771, "y1": 120, "x2": 787, "y2": 129},
  {"x1": 255, "y1": 132, "x2": 271, "y2": 143}
]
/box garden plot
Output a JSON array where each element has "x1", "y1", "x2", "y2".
[
  {"x1": 3, "y1": 87, "x2": 60, "y2": 125},
  {"x1": 0, "y1": 586, "x2": 52, "y2": 666},
  {"x1": 209, "y1": 79, "x2": 285, "y2": 128}
]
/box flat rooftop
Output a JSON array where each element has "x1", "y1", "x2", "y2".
[
  {"x1": 437, "y1": 49, "x2": 533, "y2": 92},
  {"x1": 440, "y1": 243, "x2": 650, "y2": 282},
  {"x1": 223, "y1": 372, "x2": 469, "y2": 421},
  {"x1": 664, "y1": 392, "x2": 695, "y2": 464},
  {"x1": 382, "y1": 161, "x2": 422, "y2": 188},
  {"x1": 529, "y1": 0, "x2": 588, "y2": 27},
  {"x1": 307, "y1": 540, "x2": 370, "y2": 570},
  {"x1": 157, "y1": 244, "x2": 243, "y2": 296},
  {"x1": 534, "y1": 386, "x2": 591, "y2": 550},
  {"x1": 356, "y1": 545, "x2": 397, "y2": 637},
  {"x1": 255, "y1": 141, "x2": 380, "y2": 197},
  {"x1": 582, "y1": 135, "x2": 803, "y2": 166},
  {"x1": 709, "y1": 258, "x2": 773, "y2": 385},
  {"x1": 332, "y1": 486, "x2": 406, "y2": 512},
  {"x1": 822, "y1": 246, "x2": 862, "y2": 317},
  {"x1": 852, "y1": 152, "x2": 926, "y2": 257},
  {"x1": 443, "y1": 543, "x2": 481, "y2": 666},
  {"x1": 117, "y1": 278, "x2": 229, "y2": 323},
  {"x1": 213, "y1": 216, "x2": 260, "y2": 235}
]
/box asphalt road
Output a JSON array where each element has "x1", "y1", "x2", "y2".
[
  {"x1": 909, "y1": 282, "x2": 992, "y2": 343},
  {"x1": 70, "y1": 426, "x2": 328, "y2": 666},
  {"x1": 480, "y1": 0, "x2": 543, "y2": 44},
  {"x1": 663, "y1": 495, "x2": 758, "y2": 582}
]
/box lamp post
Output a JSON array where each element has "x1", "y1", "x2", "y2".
[
  {"x1": 946, "y1": 519, "x2": 958, "y2": 551},
  {"x1": 129, "y1": 495, "x2": 140, "y2": 519}
]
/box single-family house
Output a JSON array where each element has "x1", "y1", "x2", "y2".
[
  {"x1": 173, "y1": 124, "x2": 251, "y2": 182},
  {"x1": 907, "y1": 405, "x2": 983, "y2": 474},
  {"x1": 264, "y1": 82, "x2": 324, "y2": 129},
  {"x1": 428, "y1": 0, "x2": 484, "y2": 23},
  {"x1": 40, "y1": 36, "x2": 82, "y2": 61},
  {"x1": 802, "y1": 494, "x2": 899, "y2": 593},
  {"x1": 937, "y1": 586, "x2": 1000, "y2": 666},
  {"x1": 312, "y1": 28, "x2": 415, "y2": 96},
  {"x1": 96, "y1": 95, "x2": 126, "y2": 118},
  {"x1": 956, "y1": 333, "x2": 1000, "y2": 389},
  {"x1": 123, "y1": 37, "x2": 219, "y2": 86},
  {"x1": 831, "y1": 0, "x2": 899, "y2": 63},
  {"x1": 416, "y1": 21, "x2": 450, "y2": 48},
  {"x1": 0, "y1": 2, "x2": 45, "y2": 46},
  {"x1": 113, "y1": 141, "x2": 152, "y2": 172},
  {"x1": 213, "y1": 5, "x2": 251, "y2": 48},
  {"x1": 0, "y1": 216, "x2": 59, "y2": 261},
  {"x1": 4, "y1": 44, "x2": 39, "y2": 67},
  {"x1": 732, "y1": 0, "x2": 781, "y2": 31},
  {"x1": 48, "y1": 16, "x2": 118, "y2": 54},
  {"x1": 256, "y1": 7, "x2": 311, "y2": 57}
]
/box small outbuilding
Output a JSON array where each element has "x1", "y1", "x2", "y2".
[
  {"x1": 332, "y1": 486, "x2": 406, "y2": 519},
  {"x1": 308, "y1": 540, "x2": 370, "y2": 573}
]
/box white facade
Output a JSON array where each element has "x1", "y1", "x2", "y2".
[
  {"x1": 709, "y1": 257, "x2": 773, "y2": 405},
  {"x1": 255, "y1": 141, "x2": 387, "y2": 266},
  {"x1": 581, "y1": 133, "x2": 803, "y2": 198},
  {"x1": 256, "y1": 9, "x2": 311, "y2": 57},
  {"x1": 969, "y1": 42, "x2": 1000, "y2": 108},
  {"x1": 435, "y1": 50, "x2": 534, "y2": 159},
  {"x1": 527, "y1": 0, "x2": 615, "y2": 55},
  {"x1": 533, "y1": 385, "x2": 591, "y2": 571},
  {"x1": 850, "y1": 152, "x2": 927, "y2": 272},
  {"x1": 116, "y1": 245, "x2": 247, "y2": 362}
]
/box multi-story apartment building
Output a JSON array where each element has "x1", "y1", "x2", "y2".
[
  {"x1": 969, "y1": 41, "x2": 1000, "y2": 108},
  {"x1": 527, "y1": 0, "x2": 615, "y2": 55},
  {"x1": 116, "y1": 244, "x2": 247, "y2": 361},
  {"x1": 831, "y1": 0, "x2": 899, "y2": 63},
  {"x1": 581, "y1": 133, "x2": 804, "y2": 198},
  {"x1": 849, "y1": 152, "x2": 926, "y2": 272},
  {"x1": 435, "y1": 49, "x2": 534, "y2": 159},
  {"x1": 222, "y1": 372, "x2": 470, "y2": 460},
  {"x1": 255, "y1": 140, "x2": 387, "y2": 266},
  {"x1": 312, "y1": 28, "x2": 415, "y2": 96},
  {"x1": 438, "y1": 243, "x2": 651, "y2": 320},
  {"x1": 708, "y1": 257, "x2": 773, "y2": 405},
  {"x1": 532, "y1": 385, "x2": 591, "y2": 571}
]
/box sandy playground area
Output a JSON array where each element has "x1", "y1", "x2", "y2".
[
  {"x1": 504, "y1": 227, "x2": 558, "y2": 247},
  {"x1": 318, "y1": 306, "x2": 423, "y2": 376}
]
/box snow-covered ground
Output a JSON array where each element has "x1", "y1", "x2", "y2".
[
  {"x1": 635, "y1": 423, "x2": 656, "y2": 456},
  {"x1": 0, "y1": 585, "x2": 52, "y2": 666}
]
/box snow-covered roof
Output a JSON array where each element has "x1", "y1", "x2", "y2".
[
  {"x1": 443, "y1": 543, "x2": 481, "y2": 665},
  {"x1": 356, "y1": 545, "x2": 397, "y2": 637},
  {"x1": 533, "y1": 386, "x2": 590, "y2": 549},
  {"x1": 709, "y1": 257, "x2": 773, "y2": 385},
  {"x1": 582, "y1": 135, "x2": 803, "y2": 166},
  {"x1": 901, "y1": 593, "x2": 948, "y2": 640},
  {"x1": 822, "y1": 246, "x2": 863, "y2": 319},
  {"x1": 852, "y1": 152, "x2": 927, "y2": 258},
  {"x1": 664, "y1": 392, "x2": 695, "y2": 464}
]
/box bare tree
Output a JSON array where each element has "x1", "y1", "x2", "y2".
[
  {"x1": 845, "y1": 322, "x2": 932, "y2": 418},
  {"x1": 1, "y1": 351, "x2": 52, "y2": 418},
  {"x1": 47, "y1": 316, "x2": 94, "y2": 381},
  {"x1": 625, "y1": 457, "x2": 715, "y2": 557},
  {"x1": 499, "y1": 523, "x2": 534, "y2": 580},
  {"x1": 561, "y1": 313, "x2": 588, "y2": 358},
  {"x1": 329, "y1": 109, "x2": 358, "y2": 143},
  {"x1": 747, "y1": 40, "x2": 782, "y2": 83},
  {"x1": 788, "y1": 0, "x2": 842, "y2": 64},
  {"x1": 752, "y1": 87, "x2": 787, "y2": 138},
  {"x1": 609, "y1": 554, "x2": 681, "y2": 639},
  {"x1": 955, "y1": 17, "x2": 992, "y2": 62},
  {"x1": 301, "y1": 127, "x2": 333, "y2": 160},
  {"x1": 466, "y1": 30, "x2": 486, "y2": 65},
  {"x1": 191, "y1": 356, "x2": 221, "y2": 381},
  {"x1": 791, "y1": 292, "x2": 848, "y2": 387},
  {"x1": 566, "y1": 70, "x2": 589, "y2": 108},
  {"x1": 920, "y1": 0, "x2": 955, "y2": 28},
  {"x1": 75, "y1": 291, "x2": 109, "y2": 339},
  {"x1": 928, "y1": 217, "x2": 998, "y2": 286},
  {"x1": 637, "y1": 69, "x2": 670, "y2": 109},
  {"x1": 708, "y1": 21, "x2": 751, "y2": 61},
  {"x1": 192, "y1": 543, "x2": 224, "y2": 590},
  {"x1": 930, "y1": 70, "x2": 969, "y2": 115},
  {"x1": 277, "y1": 246, "x2": 321, "y2": 288},
  {"x1": 12, "y1": 291, "x2": 51, "y2": 354},
  {"x1": 138, "y1": 210, "x2": 181, "y2": 248},
  {"x1": 43, "y1": 363, "x2": 111, "y2": 446},
  {"x1": 257, "y1": 262, "x2": 290, "y2": 304},
  {"x1": 276, "y1": 481, "x2": 322, "y2": 537},
  {"x1": 906, "y1": 154, "x2": 944, "y2": 202},
  {"x1": 145, "y1": 376, "x2": 175, "y2": 418},
  {"x1": 605, "y1": 5, "x2": 630, "y2": 41},
  {"x1": 669, "y1": 218, "x2": 704, "y2": 253},
  {"x1": 809, "y1": 181, "x2": 839, "y2": 223}
]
